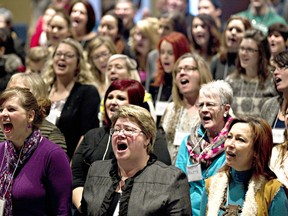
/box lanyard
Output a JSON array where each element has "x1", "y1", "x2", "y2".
[{"x1": 156, "y1": 84, "x2": 172, "y2": 102}]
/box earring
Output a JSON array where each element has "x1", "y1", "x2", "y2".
[
  {"x1": 27, "y1": 123, "x2": 32, "y2": 129},
  {"x1": 224, "y1": 113, "x2": 227, "y2": 117}
]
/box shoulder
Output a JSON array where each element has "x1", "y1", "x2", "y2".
[
  {"x1": 143, "y1": 161, "x2": 187, "y2": 182},
  {"x1": 73, "y1": 83, "x2": 98, "y2": 93},
  {"x1": 36, "y1": 137, "x2": 69, "y2": 161},
  {"x1": 89, "y1": 159, "x2": 112, "y2": 174}
]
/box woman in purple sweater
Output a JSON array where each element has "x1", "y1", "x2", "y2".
[{"x1": 0, "y1": 87, "x2": 72, "y2": 215}]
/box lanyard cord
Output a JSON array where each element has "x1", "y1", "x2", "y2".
[{"x1": 3, "y1": 146, "x2": 23, "y2": 198}]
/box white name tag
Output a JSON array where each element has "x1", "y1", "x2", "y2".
[
  {"x1": 187, "y1": 163, "x2": 202, "y2": 182},
  {"x1": 272, "y1": 128, "x2": 285, "y2": 144},
  {"x1": 155, "y1": 101, "x2": 169, "y2": 116},
  {"x1": 173, "y1": 131, "x2": 189, "y2": 146},
  {"x1": 0, "y1": 198, "x2": 6, "y2": 216}
]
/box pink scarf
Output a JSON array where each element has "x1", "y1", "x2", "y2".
[{"x1": 187, "y1": 117, "x2": 232, "y2": 166}]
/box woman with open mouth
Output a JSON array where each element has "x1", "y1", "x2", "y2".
[
  {"x1": 69, "y1": 0, "x2": 97, "y2": 50},
  {"x1": 201, "y1": 115, "x2": 288, "y2": 215},
  {"x1": 80, "y1": 105, "x2": 191, "y2": 215},
  {"x1": 42, "y1": 38, "x2": 101, "y2": 159},
  {"x1": 267, "y1": 23, "x2": 288, "y2": 64},
  {"x1": 261, "y1": 51, "x2": 288, "y2": 144},
  {"x1": 175, "y1": 80, "x2": 233, "y2": 215},
  {"x1": 0, "y1": 87, "x2": 72, "y2": 215},
  {"x1": 161, "y1": 52, "x2": 212, "y2": 165},
  {"x1": 150, "y1": 31, "x2": 191, "y2": 127},
  {"x1": 86, "y1": 36, "x2": 117, "y2": 98},
  {"x1": 211, "y1": 15, "x2": 252, "y2": 80},
  {"x1": 189, "y1": 14, "x2": 221, "y2": 66},
  {"x1": 226, "y1": 29, "x2": 277, "y2": 116},
  {"x1": 71, "y1": 79, "x2": 171, "y2": 214}
]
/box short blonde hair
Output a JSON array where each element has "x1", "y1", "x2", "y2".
[
  {"x1": 130, "y1": 17, "x2": 160, "y2": 51},
  {"x1": 111, "y1": 105, "x2": 156, "y2": 154},
  {"x1": 107, "y1": 54, "x2": 140, "y2": 83}
]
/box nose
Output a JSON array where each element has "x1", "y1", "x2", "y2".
[
  {"x1": 1, "y1": 109, "x2": 8, "y2": 118},
  {"x1": 52, "y1": 27, "x2": 58, "y2": 33},
  {"x1": 200, "y1": 104, "x2": 209, "y2": 112},
  {"x1": 224, "y1": 137, "x2": 234, "y2": 149},
  {"x1": 231, "y1": 28, "x2": 237, "y2": 34},
  {"x1": 158, "y1": 27, "x2": 164, "y2": 36}
]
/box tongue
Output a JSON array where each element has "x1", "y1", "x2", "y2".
[{"x1": 4, "y1": 124, "x2": 12, "y2": 133}]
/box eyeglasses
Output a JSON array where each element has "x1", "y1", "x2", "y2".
[
  {"x1": 92, "y1": 51, "x2": 111, "y2": 61},
  {"x1": 176, "y1": 66, "x2": 198, "y2": 74},
  {"x1": 54, "y1": 52, "x2": 76, "y2": 60},
  {"x1": 110, "y1": 127, "x2": 144, "y2": 136},
  {"x1": 239, "y1": 47, "x2": 259, "y2": 54},
  {"x1": 196, "y1": 102, "x2": 224, "y2": 110},
  {"x1": 270, "y1": 65, "x2": 288, "y2": 74}
]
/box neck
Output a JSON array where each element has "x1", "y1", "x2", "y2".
[
  {"x1": 117, "y1": 155, "x2": 149, "y2": 179},
  {"x1": 252, "y1": 3, "x2": 268, "y2": 16},
  {"x1": 183, "y1": 92, "x2": 198, "y2": 107},
  {"x1": 207, "y1": 121, "x2": 225, "y2": 140},
  {"x1": 244, "y1": 67, "x2": 258, "y2": 79},
  {"x1": 12, "y1": 130, "x2": 33, "y2": 150},
  {"x1": 55, "y1": 78, "x2": 75, "y2": 91}
]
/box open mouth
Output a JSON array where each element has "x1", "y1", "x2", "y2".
[
  {"x1": 226, "y1": 151, "x2": 236, "y2": 157},
  {"x1": 110, "y1": 77, "x2": 118, "y2": 82},
  {"x1": 274, "y1": 77, "x2": 282, "y2": 84},
  {"x1": 72, "y1": 19, "x2": 80, "y2": 27},
  {"x1": 117, "y1": 143, "x2": 128, "y2": 151},
  {"x1": 57, "y1": 62, "x2": 67, "y2": 70},
  {"x1": 180, "y1": 79, "x2": 189, "y2": 85},
  {"x1": 3, "y1": 123, "x2": 12, "y2": 133}
]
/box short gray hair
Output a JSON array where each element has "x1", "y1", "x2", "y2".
[{"x1": 199, "y1": 80, "x2": 233, "y2": 105}]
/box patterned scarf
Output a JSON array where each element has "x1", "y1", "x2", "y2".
[
  {"x1": 0, "y1": 129, "x2": 41, "y2": 216},
  {"x1": 187, "y1": 116, "x2": 232, "y2": 165}
]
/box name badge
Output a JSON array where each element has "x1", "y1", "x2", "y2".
[
  {"x1": 187, "y1": 163, "x2": 202, "y2": 182},
  {"x1": 155, "y1": 101, "x2": 169, "y2": 116},
  {"x1": 173, "y1": 131, "x2": 189, "y2": 146},
  {"x1": 272, "y1": 128, "x2": 285, "y2": 144},
  {"x1": 0, "y1": 198, "x2": 6, "y2": 216}
]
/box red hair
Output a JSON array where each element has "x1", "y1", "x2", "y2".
[
  {"x1": 152, "y1": 32, "x2": 191, "y2": 86},
  {"x1": 103, "y1": 79, "x2": 145, "y2": 126}
]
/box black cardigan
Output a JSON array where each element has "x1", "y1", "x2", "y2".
[{"x1": 56, "y1": 82, "x2": 100, "y2": 159}]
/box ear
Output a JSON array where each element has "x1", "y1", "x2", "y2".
[
  {"x1": 224, "y1": 103, "x2": 231, "y2": 113},
  {"x1": 27, "y1": 110, "x2": 35, "y2": 124},
  {"x1": 0, "y1": 46, "x2": 5, "y2": 56},
  {"x1": 215, "y1": 8, "x2": 222, "y2": 17},
  {"x1": 143, "y1": 137, "x2": 150, "y2": 147}
]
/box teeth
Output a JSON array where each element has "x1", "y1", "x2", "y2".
[{"x1": 181, "y1": 79, "x2": 188, "y2": 84}]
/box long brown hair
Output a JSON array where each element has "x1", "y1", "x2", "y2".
[{"x1": 221, "y1": 115, "x2": 276, "y2": 180}]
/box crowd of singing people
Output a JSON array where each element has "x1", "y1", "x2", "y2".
[{"x1": 1, "y1": 0, "x2": 288, "y2": 215}]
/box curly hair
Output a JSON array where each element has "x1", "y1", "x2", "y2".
[{"x1": 42, "y1": 38, "x2": 97, "y2": 91}]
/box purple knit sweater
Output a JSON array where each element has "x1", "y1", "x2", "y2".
[{"x1": 0, "y1": 137, "x2": 72, "y2": 215}]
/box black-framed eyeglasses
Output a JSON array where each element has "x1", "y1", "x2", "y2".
[
  {"x1": 270, "y1": 65, "x2": 288, "y2": 74},
  {"x1": 239, "y1": 46, "x2": 259, "y2": 54},
  {"x1": 176, "y1": 66, "x2": 198, "y2": 74}
]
